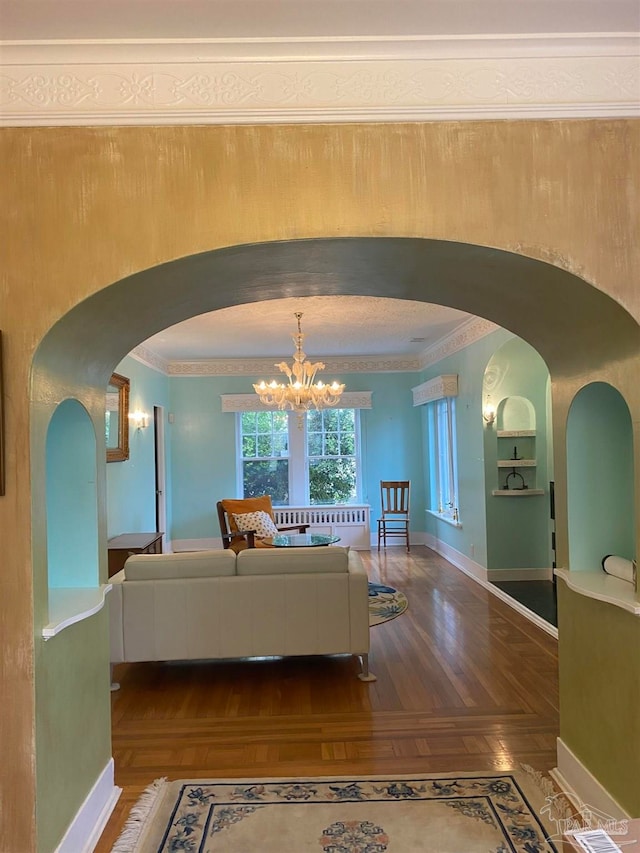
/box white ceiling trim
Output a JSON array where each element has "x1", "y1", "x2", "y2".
[
  {"x1": 2, "y1": 34, "x2": 638, "y2": 126},
  {"x1": 221, "y1": 390, "x2": 372, "y2": 412},
  {"x1": 167, "y1": 354, "x2": 422, "y2": 376},
  {"x1": 417, "y1": 316, "x2": 501, "y2": 369}
]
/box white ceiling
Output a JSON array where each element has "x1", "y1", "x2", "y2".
[{"x1": 141, "y1": 296, "x2": 471, "y2": 362}]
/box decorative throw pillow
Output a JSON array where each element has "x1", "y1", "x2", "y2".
[{"x1": 232, "y1": 510, "x2": 279, "y2": 539}]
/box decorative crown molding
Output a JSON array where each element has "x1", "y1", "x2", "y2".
[
  {"x1": 167, "y1": 354, "x2": 421, "y2": 376},
  {"x1": 130, "y1": 344, "x2": 170, "y2": 374},
  {"x1": 2, "y1": 34, "x2": 638, "y2": 126},
  {"x1": 221, "y1": 390, "x2": 372, "y2": 412},
  {"x1": 418, "y1": 316, "x2": 500, "y2": 369}
]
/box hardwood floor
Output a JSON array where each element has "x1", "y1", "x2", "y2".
[{"x1": 95, "y1": 546, "x2": 559, "y2": 850}]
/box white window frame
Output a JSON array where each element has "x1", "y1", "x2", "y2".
[
  {"x1": 236, "y1": 409, "x2": 362, "y2": 505},
  {"x1": 428, "y1": 396, "x2": 460, "y2": 524},
  {"x1": 237, "y1": 409, "x2": 292, "y2": 503}
]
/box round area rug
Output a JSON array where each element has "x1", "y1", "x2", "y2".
[{"x1": 368, "y1": 582, "x2": 409, "y2": 626}]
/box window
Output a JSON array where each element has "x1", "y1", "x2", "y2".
[
  {"x1": 428, "y1": 397, "x2": 459, "y2": 522},
  {"x1": 238, "y1": 409, "x2": 360, "y2": 505},
  {"x1": 307, "y1": 409, "x2": 357, "y2": 505},
  {"x1": 239, "y1": 410, "x2": 290, "y2": 503}
]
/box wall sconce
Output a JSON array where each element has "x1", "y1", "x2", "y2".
[
  {"x1": 129, "y1": 410, "x2": 149, "y2": 430},
  {"x1": 483, "y1": 397, "x2": 496, "y2": 426}
]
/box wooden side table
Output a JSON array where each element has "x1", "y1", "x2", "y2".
[{"x1": 107, "y1": 532, "x2": 163, "y2": 577}]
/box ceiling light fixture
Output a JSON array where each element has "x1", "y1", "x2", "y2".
[{"x1": 253, "y1": 312, "x2": 345, "y2": 425}]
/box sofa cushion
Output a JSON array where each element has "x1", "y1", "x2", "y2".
[
  {"x1": 236, "y1": 546, "x2": 349, "y2": 576},
  {"x1": 124, "y1": 549, "x2": 236, "y2": 580},
  {"x1": 233, "y1": 510, "x2": 279, "y2": 539}
]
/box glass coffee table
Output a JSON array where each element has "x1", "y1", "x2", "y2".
[{"x1": 265, "y1": 533, "x2": 341, "y2": 547}]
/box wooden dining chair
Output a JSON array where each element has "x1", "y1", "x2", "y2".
[{"x1": 377, "y1": 480, "x2": 411, "y2": 551}]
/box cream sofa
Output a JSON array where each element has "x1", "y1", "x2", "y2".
[{"x1": 109, "y1": 545, "x2": 374, "y2": 680}]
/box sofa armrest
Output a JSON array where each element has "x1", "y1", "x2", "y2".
[
  {"x1": 277, "y1": 523, "x2": 310, "y2": 533},
  {"x1": 108, "y1": 570, "x2": 126, "y2": 663}
]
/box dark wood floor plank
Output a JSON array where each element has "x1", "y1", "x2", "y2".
[{"x1": 95, "y1": 545, "x2": 559, "y2": 851}]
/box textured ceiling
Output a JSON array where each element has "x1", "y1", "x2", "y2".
[{"x1": 141, "y1": 296, "x2": 471, "y2": 361}]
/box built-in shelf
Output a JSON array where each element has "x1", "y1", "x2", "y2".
[
  {"x1": 42, "y1": 584, "x2": 112, "y2": 639},
  {"x1": 555, "y1": 568, "x2": 640, "y2": 616},
  {"x1": 492, "y1": 489, "x2": 545, "y2": 496},
  {"x1": 495, "y1": 428, "x2": 538, "y2": 491}
]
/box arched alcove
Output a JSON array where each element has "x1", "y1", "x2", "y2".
[
  {"x1": 497, "y1": 395, "x2": 536, "y2": 432},
  {"x1": 483, "y1": 338, "x2": 552, "y2": 579},
  {"x1": 566, "y1": 382, "x2": 636, "y2": 571},
  {"x1": 46, "y1": 399, "x2": 99, "y2": 589}
]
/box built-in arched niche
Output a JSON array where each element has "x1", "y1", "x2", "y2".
[
  {"x1": 483, "y1": 338, "x2": 552, "y2": 577},
  {"x1": 566, "y1": 382, "x2": 635, "y2": 572},
  {"x1": 45, "y1": 399, "x2": 99, "y2": 589}
]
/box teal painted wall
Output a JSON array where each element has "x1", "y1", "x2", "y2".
[
  {"x1": 46, "y1": 399, "x2": 99, "y2": 588},
  {"x1": 108, "y1": 334, "x2": 552, "y2": 570},
  {"x1": 567, "y1": 382, "x2": 635, "y2": 570},
  {"x1": 107, "y1": 355, "x2": 171, "y2": 539},
  {"x1": 418, "y1": 328, "x2": 514, "y2": 567},
  {"x1": 167, "y1": 371, "x2": 425, "y2": 542},
  {"x1": 483, "y1": 338, "x2": 552, "y2": 570}
]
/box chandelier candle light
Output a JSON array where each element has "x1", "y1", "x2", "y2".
[{"x1": 254, "y1": 312, "x2": 345, "y2": 424}]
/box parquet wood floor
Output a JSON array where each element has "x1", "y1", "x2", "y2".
[{"x1": 95, "y1": 546, "x2": 559, "y2": 850}]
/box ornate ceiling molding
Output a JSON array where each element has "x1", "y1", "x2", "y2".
[
  {"x1": 166, "y1": 354, "x2": 422, "y2": 376},
  {"x1": 418, "y1": 316, "x2": 501, "y2": 369},
  {"x1": 2, "y1": 34, "x2": 638, "y2": 126},
  {"x1": 221, "y1": 390, "x2": 372, "y2": 412}
]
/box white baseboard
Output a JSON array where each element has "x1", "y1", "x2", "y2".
[
  {"x1": 425, "y1": 534, "x2": 558, "y2": 638},
  {"x1": 487, "y1": 567, "x2": 554, "y2": 582},
  {"x1": 552, "y1": 738, "x2": 631, "y2": 821},
  {"x1": 55, "y1": 758, "x2": 121, "y2": 853},
  {"x1": 425, "y1": 534, "x2": 489, "y2": 584},
  {"x1": 172, "y1": 537, "x2": 221, "y2": 552}
]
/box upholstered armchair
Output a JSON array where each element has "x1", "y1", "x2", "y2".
[{"x1": 217, "y1": 495, "x2": 309, "y2": 553}]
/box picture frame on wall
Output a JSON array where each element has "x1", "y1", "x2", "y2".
[{"x1": 0, "y1": 331, "x2": 4, "y2": 495}]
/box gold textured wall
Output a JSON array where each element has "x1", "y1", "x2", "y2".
[{"x1": 1, "y1": 120, "x2": 639, "y2": 849}]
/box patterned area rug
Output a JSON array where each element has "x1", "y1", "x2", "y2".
[
  {"x1": 112, "y1": 769, "x2": 568, "y2": 853},
  {"x1": 368, "y1": 582, "x2": 408, "y2": 626}
]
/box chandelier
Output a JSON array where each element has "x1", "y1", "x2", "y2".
[{"x1": 253, "y1": 312, "x2": 345, "y2": 419}]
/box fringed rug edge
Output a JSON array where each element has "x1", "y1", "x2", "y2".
[{"x1": 111, "y1": 777, "x2": 169, "y2": 853}]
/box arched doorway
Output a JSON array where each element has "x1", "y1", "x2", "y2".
[{"x1": 29, "y1": 236, "x2": 640, "y2": 848}]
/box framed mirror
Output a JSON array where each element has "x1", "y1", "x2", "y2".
[{"x1": 106, "y1": 373, "x2": 130, "y2": 462}]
